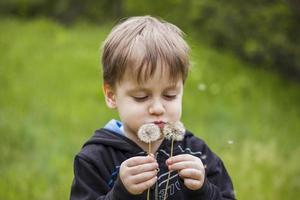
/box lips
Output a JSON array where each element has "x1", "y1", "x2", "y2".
[{"x1": 153, "y1": 121, "x2": 165, "y2": 129}]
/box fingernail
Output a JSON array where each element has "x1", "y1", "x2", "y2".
[
  {"x1": 148, "y1": 155, "x2": 154, "y2": 160},
  {"x1": 149, "y1": 153, "x2": 155, "y2": 158}
]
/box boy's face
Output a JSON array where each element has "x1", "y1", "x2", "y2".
[{"x1": 103, "y1": 68, "x2": 183, "y2": 141}]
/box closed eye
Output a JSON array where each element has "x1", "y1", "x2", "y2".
[
  {"x1": 163, "y1": 94, "x2": 177, "y2": 100},
  {"x1": 132, "y1": 96, "x2": 148, "y2": 102}
]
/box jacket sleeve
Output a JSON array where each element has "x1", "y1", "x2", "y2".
[
  {"x1": 181, "y1": 158, "x2": 235, "y2": 199},
  {"x1": 70, "y1": 155, "x2": 144, "y2": 200},
  {"x1": 181, "y1": 134, "x2": 236, "y2": 199}
]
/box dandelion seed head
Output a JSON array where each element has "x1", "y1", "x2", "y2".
[
  {"x1": 137, "y1": 123, "x2": 161, "y2": 143},
  {"x1": 163, "y1": 121, "x2": 185, "y2": 141}
]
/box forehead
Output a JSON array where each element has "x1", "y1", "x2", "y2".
[
  {"x1": 118, "y1": 62, "x2": 183, "y2": 86},
  {"x1": 117, "y1": 66, "x2": 182, "y2": 90}
]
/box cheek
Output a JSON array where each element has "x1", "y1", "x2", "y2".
[
  {"x1": 117, "y1": 102, "x2": 146, "y2": 121},
  {"x1": 167, "y1": 100, "x2": 182, "y2": 120}
]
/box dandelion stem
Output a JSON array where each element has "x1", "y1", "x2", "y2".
[
  {"x1": 147, "y1": 187, "x2": 150, "y2": 200},
  {"x1": 147, "y1": 142, "x2": 152, "y2": 200},
  {"x1": 170, "y1": 137, "x2": 174, "y2": 158},
  {"x1": 163, "y1": 136, "x2": 175, "y2": 200}
]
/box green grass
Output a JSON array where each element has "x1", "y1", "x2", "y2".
[{"x1": 0, "y1": 17, "x2": 299, "y2": 200}]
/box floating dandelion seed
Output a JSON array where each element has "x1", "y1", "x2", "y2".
[
  {"x1": 137, "y1": 123, "x2": 161, "y2": 143},
  {"x1": 227, "y1": 140, "x2": 234, "y2": 145},
  {"x1": 163, "y1": 121, "x2": 185, "y2": 141},
  {"x1": 197, "y1": 83, "x2": 206, "y2": 91}
]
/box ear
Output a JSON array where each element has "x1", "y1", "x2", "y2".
[{"x1": 103, "y1": 83, "x2": 117, "y2": 109}]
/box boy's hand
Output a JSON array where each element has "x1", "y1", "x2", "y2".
[
  {"x1": 119, "y1": 155, "x2": 158, "y2": 195},
  {"x1": 166, "y1": 154, "x2": 205, "y2": 190}
]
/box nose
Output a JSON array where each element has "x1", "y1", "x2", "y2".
[{"x1": 149, "y1": 99, "x2": 165, "y2": 116}]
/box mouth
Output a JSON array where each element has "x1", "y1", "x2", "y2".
[{"x1": 153, "y1": 121, "x2": 165, "y2": 129}]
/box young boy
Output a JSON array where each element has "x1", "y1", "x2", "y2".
[{"x1": 70, "y1": 16, "x2": 235, "y2": 200}]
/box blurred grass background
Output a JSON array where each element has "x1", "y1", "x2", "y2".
[{"x1": 0, "y1": 4, "x2": 300, "y2": 200}]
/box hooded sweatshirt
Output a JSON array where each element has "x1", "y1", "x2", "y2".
[{"x1": 70, "y1": 124, "x2": 235, "y2": 200}]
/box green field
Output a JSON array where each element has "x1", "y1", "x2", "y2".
[{"x1": 0, "y1": 18, "x2": 299, "y2": 200}]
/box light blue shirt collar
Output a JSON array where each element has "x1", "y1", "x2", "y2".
[{"x1": 104, "y1": 119, "x2": 124, "y2": 135}]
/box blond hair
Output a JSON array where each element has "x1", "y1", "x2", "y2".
[{"x1": 101, "y1": 16, "x2": 190, "y2": 87}]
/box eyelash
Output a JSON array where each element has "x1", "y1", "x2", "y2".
[
  {"x1": 132, "y1": 96, "x2": 148, "y2": 102},
  {"x1": 132, "y1": 94, "x2": 177, "y2": 102},
  {"x1": 163, "y1": 94, "x2": 177, "y2": 100}
]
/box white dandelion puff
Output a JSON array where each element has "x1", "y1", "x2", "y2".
[
  {"x1": 163, "y1": 121, "x2": 185, "y2": 141},
  {"x1": 137, "y1": 123, "x2": 161, "y2": 143}
]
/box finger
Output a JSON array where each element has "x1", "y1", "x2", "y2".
[
  {"x1": 129, "y1": 162, "x2": 158, "y2": 175},
  {"x1": 183, "y1": 178, "x2": 203, "y2": 190},
  {"x1": 126, "y1": 156, "x2": 156, "y2": 167},
  {"x1": 149, "y1": 153, "x2": 155, "y2": 158},
  {"x1": 131, "y1": 170, "x2": 158, "y2": 184},
  {"x1": 132, "y1": 176, "x2": 157, "y2": 193},
  {"x1": 169, "y1": 161, "x2": 202, "y2": 171},
  {"x1": 166, "y1": 154, "x2": 197, "y2": 165},
  {"x1": 178, "y1": 168, "x2": 203, "y2": 180}
]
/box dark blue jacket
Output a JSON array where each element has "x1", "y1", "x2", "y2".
[{"x1": 70, "y1": 128, "x2": 235, "y2": 200}]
